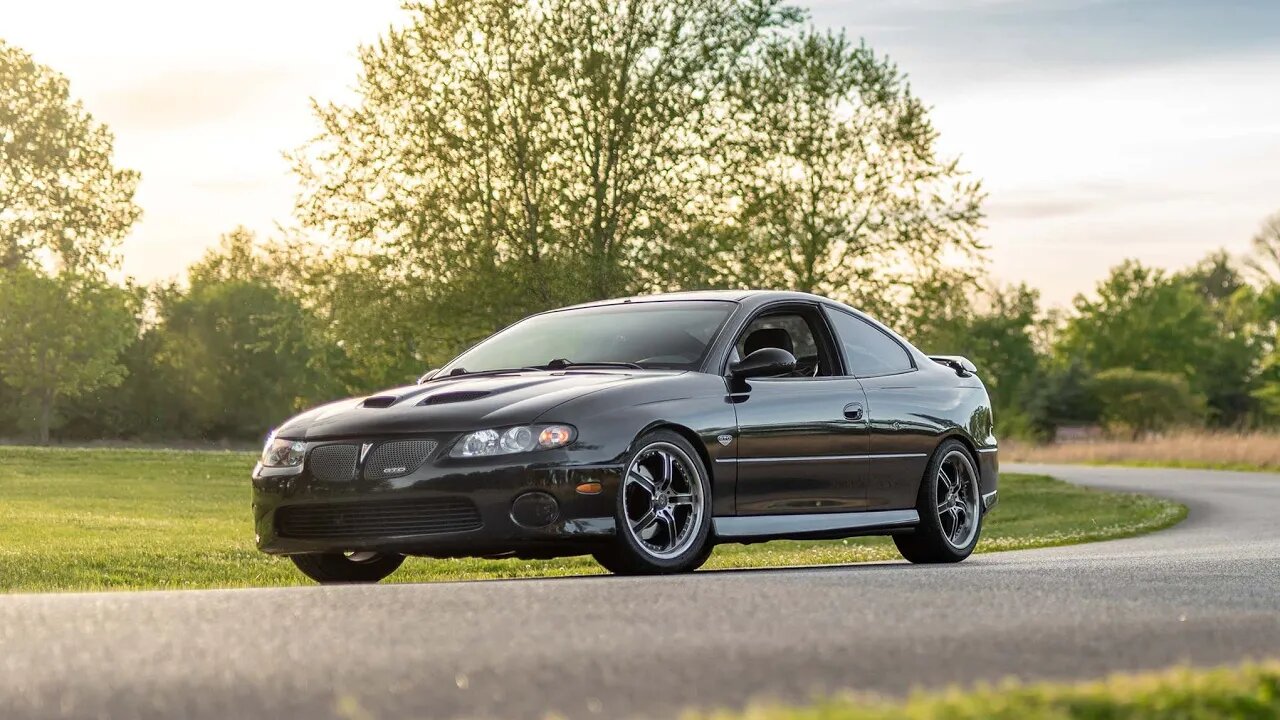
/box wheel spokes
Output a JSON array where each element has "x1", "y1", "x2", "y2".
[
  {"x1": 656, "y1": 508, "x2": 678, "y2": 548},
  {"x1": 658, "y1": 451, "x2": 675, "y2": 491},
  {"x1": 629, "y1": 470, "x2": 657, "y2": 497},
  {"x1": 936, "y1": 451, "x2": 978, "y2": 548},
  {"x1": 622, "y1": 442, "x2": 704, "y2": 559},
  {"x1": 632, "y1": 508, "x2": 659, "y2": 537},
  {"x1": 669, "y1": 493, "x2": 695, "y2": 506}
]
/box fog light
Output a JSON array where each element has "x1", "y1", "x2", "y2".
[{"x1": 510, "y1": 491, "x2": 560, "y2": 528}]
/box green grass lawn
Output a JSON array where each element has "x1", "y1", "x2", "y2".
[
  {"x1": 0, "y1": 446, "x2": 1185, "y2": 593},
  {"x1": 689, "y1": 663, "x2": 1280, "y2": 720}
]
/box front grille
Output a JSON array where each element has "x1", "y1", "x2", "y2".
[
  {"x1": 308, "y1": 444, "x2": 359, "y2": 482},
  {"x1": 276, "y1": 498, "x2": 482, "y2": 539},
  {"x1": 363, "y1": 440, "x2": 439, "y2": 481}
]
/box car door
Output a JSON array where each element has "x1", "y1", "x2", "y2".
[
  {"x1": 823, "y1": 307, "x2": 933, "y2": 510},
  {"x1": 728, "y1": 304, "x2": 871, "y2": 515}
]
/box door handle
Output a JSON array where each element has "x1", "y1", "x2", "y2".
[{"x1": 843, "y1": 402, "x2": 864, "y2": 421}]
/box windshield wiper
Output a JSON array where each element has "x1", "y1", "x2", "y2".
[
  {"x1": 425, "y1": 366, "x2": 543, "y2": 383},
  {"x1": 542, "y1": 358, "x2": 643, "y2": 370},
  {"x1": 425, "y1": 360, "x2": 642, "y2": 383}
]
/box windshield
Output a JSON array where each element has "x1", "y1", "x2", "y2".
[{"x1": 440, "y1": 301, "x2": 735, "y2": 374}]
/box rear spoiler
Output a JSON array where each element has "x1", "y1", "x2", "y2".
[{"x1": 929, "y1": 355, "x2": 977, "y2": 377}]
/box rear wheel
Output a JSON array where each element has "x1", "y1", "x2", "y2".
[
  {"x1": 592, "y1": 430, "x2": 714, "y2": 575},
  {"x1": 290, "y1": 551, "x2": 405, "y2": 584},
  {"x1": 894, "y1": 440, "x2": 983, "y2": 564}
]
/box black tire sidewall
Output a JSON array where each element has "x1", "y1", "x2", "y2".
[
  {"x1": 291, "y1": 552, "x2": 405, "y2": 584},
  {"x1": 911, "y1": 440, "x2": 982, "y2": 561}
]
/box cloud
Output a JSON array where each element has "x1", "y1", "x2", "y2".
[
  {"x1": 986, "y1": 184, "x2": 1187, "y2": 221},
  {"x1": 95, "y1": 66, "x2": 305, "y2": 132},
  {"x1": 810, "y1": 0, "x2": 1280, "y2": 92}
]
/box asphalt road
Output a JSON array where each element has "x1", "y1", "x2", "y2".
[{"x1": 2, "y1": 464, "x2": 1278, "y2": 720}]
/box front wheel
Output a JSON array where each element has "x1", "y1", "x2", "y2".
[
  {"x1": 290, "y1": 551, "x2": 405, "y2": 584},
  {"x1": 894, "y1": 440, "x2": 983, "y2": 564},
  {"x1": 592, "y1": 430, "x2": 714, "y2": 575}
]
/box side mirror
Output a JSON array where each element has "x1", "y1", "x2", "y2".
[
  {"x1": 416, "y1": 368, "x2": 439, "y2": 384},
  {"x1": 729, "y1": 347, "x2": 796, "y2": 380}
]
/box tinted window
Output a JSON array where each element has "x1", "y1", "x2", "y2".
[
  {"x1": 733, "y1": 312, "x2": 830, "y2": 376},
  {"x1": 827, "y1": 311, "x2": 913, "y2": 376},
  {"x1": 442, "y1": 301, "x2": 734, "y2": 373}
]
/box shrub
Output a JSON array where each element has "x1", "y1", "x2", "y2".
[{"x1": 1089, "y1": 368, "x2": 1206, "y2": 438}]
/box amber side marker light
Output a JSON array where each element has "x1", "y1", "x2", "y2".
[{"x1": 575, "y1": 482, "x2": 603, "y2": 495}]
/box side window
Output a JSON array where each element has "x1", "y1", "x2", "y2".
[
  {"x1": 733, "y1": 311, "x2": 830, "y2": 377},
  {"x1": 827, "y1": 311, "x2": 913, "y2": 377}
]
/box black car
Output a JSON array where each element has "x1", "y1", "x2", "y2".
[{"x1": 253, "y1": 290, "x2": 998, "y2": 583}]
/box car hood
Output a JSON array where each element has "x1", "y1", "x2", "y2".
[{"x1": 275, "y1": 370, "x2": 683, "y2": 440}]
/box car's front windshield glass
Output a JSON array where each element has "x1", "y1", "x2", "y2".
[{"x1": 440, "y1": 301, "x2": 735, "y2": 374}]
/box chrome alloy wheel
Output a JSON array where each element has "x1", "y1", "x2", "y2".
[
  {"x1": 622, "y1": 441, "x2": 705, "y2": 560},
  {"x1": 936, "y1": 449, "x2": 980, "y2": 549}
]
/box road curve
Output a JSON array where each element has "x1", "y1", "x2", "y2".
[{"x1": 1, "y1": 464, "x2": 1277, "y2": 719}]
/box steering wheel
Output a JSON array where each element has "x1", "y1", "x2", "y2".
[{"x1": 793, "y1": 354, "x2": 821, "y2": 377}]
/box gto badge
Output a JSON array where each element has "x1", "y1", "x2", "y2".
[
  {"x1": 383, "y1": 466, "x2": 407, "y2": 474},
  {"x1": 716, "y1": 434, "x2": 733, "y2": 446}
]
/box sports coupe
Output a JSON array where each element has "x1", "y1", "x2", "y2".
[{"x1": 252, "y1": 290, "x2": 998, "y2": 583}]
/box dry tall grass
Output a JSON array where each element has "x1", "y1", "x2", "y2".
[{"x1": 1003, "y1": 431, "x2": 1280, "y2": 472}]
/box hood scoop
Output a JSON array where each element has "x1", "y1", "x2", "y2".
[
  {"x1": 419, "y1": 390, "x2": 492, "y2": 406},
  {"x1": 362, "y1": 395, "x2": 399, "y2": 408}
]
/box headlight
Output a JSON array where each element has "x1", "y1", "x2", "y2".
[
  {"x1": 260, "y1": 436, "x2": 307, "y2": 467},
  {"x1": 450, "y1": 424, "x2": 576, "y2": 458}
]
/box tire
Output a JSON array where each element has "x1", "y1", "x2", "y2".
[
  {"x1": 290, "y1": 552, "x2": 405, "y2": 584},
  {"x1": 894, "y1": 439, "x2": 983, "y2": 564},
  {"x1": 592, "y1": 430, "x2": 714, "y2": 575}
]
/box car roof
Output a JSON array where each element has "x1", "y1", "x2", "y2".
[{"x1": 560, "y1": 289, "x2": 835, "y2": 311}]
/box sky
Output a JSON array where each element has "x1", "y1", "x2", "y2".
[{"x1": 4, "y1": 0, "x2": 1279, "y2": 306}]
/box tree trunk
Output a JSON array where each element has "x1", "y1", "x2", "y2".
[{"x1": 38, "y1": 390, "x2": 53, "y2": 446}]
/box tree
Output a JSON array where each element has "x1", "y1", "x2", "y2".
[
  {"x1": 1057, "y1": 261, "x2": 1218, "y2": 397},
  {"x1": 0, "y1": 267, "x2": 139, "y2": 443},
  {"x1": 899, "y1": 273, "x2": 1045, "y2": 436},
  {"x1": 1089, "y1": 368, "x2": 1205, "y2": 439},
  {"x1": 1245, "y1": 210, "x2": 1280, "y2": 284},
  {"x1": 1176, "y1": 252, "x2": 1267, "y2": 426},
  {"x1": 709, "y1": 31, "x2": 984, "y2": 311},
  {"x1": 293, "y1": 0, "x2": 801, "y2": 349},
  {"x1": 1246, "y1": 223, "x2": 1280, "y2": 419},
  {"x1": 1, "y1": 40, "x2": 140, "y2": 273},
  {"x1": 146, "y1": 229, "x2": 343, "y2": 439}
]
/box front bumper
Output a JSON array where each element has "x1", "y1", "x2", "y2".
[{"x1": 252, "y1": 446, "x2": 622, "y2": 557}]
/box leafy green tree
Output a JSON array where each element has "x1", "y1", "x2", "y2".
[
  {"x1": 709, "y1": 31, "x2": 984, "y2": 311},
  {"x1": 293, "y1": 0, "x2": 800, "y2": 347},
  {"x1": 1059, "y1": 261, "x2": 1215, "y2": 376},
  {"x1": 289, "y1": 251, "x2": 438, "y2": 390},
  {"x1": 147, "y1": 229, "x2": 342, "y2": 439},
  {"x1": 1245, "y1": 210, "x2": 1280, "y2": 284},
  {"x1": 0, "y1": 40, "x2": 140, "y2": 272},
  {"x1": 1245, "y1": 219, "x2": 1280, "y2": 418},
  {"x1": 1056, "y1": 260, "x2": 1225, "y2": 419},
  {"x1": 1026, "y1": 360, "x2": 1098, "y2": 439},
  {"x1": 1176, "y1": 252, "x2": 1268, "y2": 426},
  {"x1": 906, "y1": 277, "x2": 1045, "y2": 437},
  {"x1": 0, "y1": 267, "x2": 139, "y2": 443},
  {"x1": 1089, "y1": 368, "x2": 1206, "y2": 438}
]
